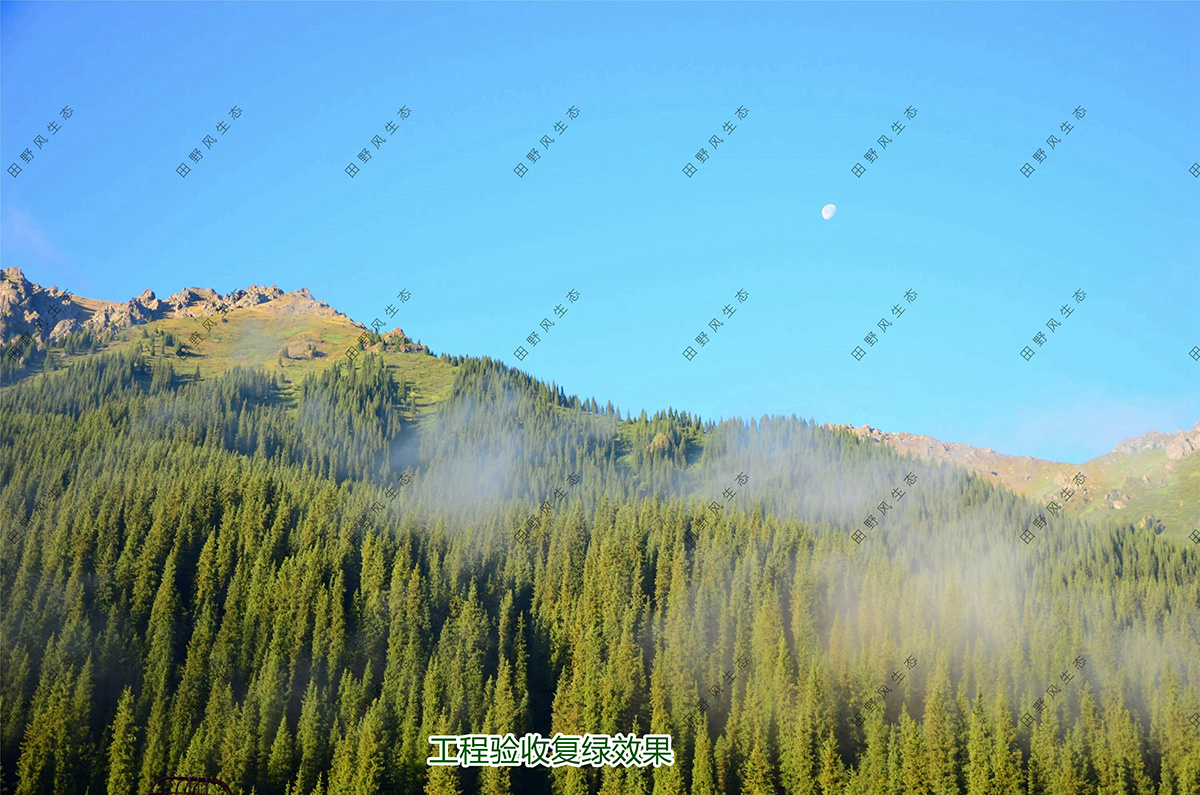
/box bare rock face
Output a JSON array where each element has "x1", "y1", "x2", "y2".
[
  {"x1": 1, "y1": 268, "x2": 360, "y2": 351},
  {"x1": 1112, "y1": 431, "x2": 1175, "y2": 455},
  {"x1": 1111, "y1": 422, "x2": 1200, "y2": 460},
  {"x1": 374, "y1": 328, "x2": 430, "y2": 355},
  {"x1": 831, "y1": 423, "x2": 1051, "y2": 479},
  {"x1": 2, "y1": 267, "x2": 79, "y2": 350},
  {"x1": 1165, "y1": 422, "x2": 1200, "y2": 460}
]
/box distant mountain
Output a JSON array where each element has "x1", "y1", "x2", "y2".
[
  {"x1": 1108, "y1": 423, "x2": 1200, "y2": 460},
  {"x1": 832, "y1": 421, "x2": 1200, "y2": 536},
  {"x1": 828, "y1": 423, "x2": 1062, "y2": 482},
  {"x1": 2, "y1": 265, "x2": 433, "y2": 364},
  {"x1": 3, "y1": 266, "x2": 367, "y2": 343},
  {"x1": 4, "y1": 267, "x2": 1195, "y2": 537}
]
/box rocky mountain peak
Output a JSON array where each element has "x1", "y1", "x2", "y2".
[
  {"x1": 1, "y1": 268, "x2": 356, "y2": 352},
  {"x1": 1110, "y1": 423, "x2": 1200, "y2": 460}
]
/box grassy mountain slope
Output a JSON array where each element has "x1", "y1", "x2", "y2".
[
  {"x1": 2, "y1": 269, "x2": 459, "y2": 422},
  {"x1": 840, "y1": 423, "x2": 1200, "y2": 540}
]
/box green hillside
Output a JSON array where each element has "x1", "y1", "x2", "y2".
[
  {"x1": 1077, "y1": 448, "x2": 1200, "y2": 535},
  {"x1": 2, "y1": 343, "x2": 1198, "y2": 795},
  {"x1": 3, "y1": 295, "x2": 460, "y2": 423}
]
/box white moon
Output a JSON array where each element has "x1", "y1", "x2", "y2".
[{"x1": 822, "y1": 204, "x2": 837, "y2": 220}]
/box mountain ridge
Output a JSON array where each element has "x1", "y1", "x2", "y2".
[
  {"x1": 4, "y1": 267, "x2": 1196, "y2": 536},
  {"x1": 831, "y1": 420, "x2": 1200, "y2": 470},
  {"x1": 1, "y1": 266, "x2": 362, "y2": 341},
  {"x1": 829, "y1": 421, "x2": 1199, "y2": 535}
]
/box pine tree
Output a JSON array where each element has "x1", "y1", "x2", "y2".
[
  {"x1": 989, "y1": 683, "x2": 1022, "y2": 795},
  {"x1": 138, "y1": 692, "x2": 171, "y2": 795},
  {"x1": 354, "y1": 704, "x2": 388, "y2": 795},
  {"x1": 921, "y1": 664, "x2": 957, "y2": 795},
  {"x1": 690, "y1": 714, "x2": 718, "y2": 795},
  {"x1": 218, "y1": 698, "x2": 255, "y2": 795},
  {"x1": 296, "y1": 683, "x2": 325, "y2": 795},
  {"x1": 268, "y1": 714, "x2": 295, "y2": 795},
  {"x1": 1057, "y1": 728, "x2": 1087, "y2": 795},
  {"x1": 1075, "y1": 684, "x2": 1101, "y2": 790},
  {"x1": 740, "y1": 732, "x2": 776, "y2": 795},
  {"x1": 1099, "y1": 685, "x2": 1153, "y2": 795},
  {"x1": 326, "y1": 722, "x2": 358, "y2": 795},
  {"x1": 423, "y1": 766, "x2": 461, "y2": 795},
  {"x1": 817, "y1": 731, "x2": 843, "y2": 795},
  {"x1": 714, "y1": 733, "x2": 733, "y2": 795},
  {"x1": 898, "y1": 711, "x2": 928, "y2": 795},
  {"x1": 886, "y1": 724, "x2": 902, "y2": 795},
  {"x1": 1026, "y1": 705, "x2": 1059, "y2": 795},
  {"x1": 854, "y1": 711, "x2": 888, "y2": 795},
  {"x1": 964, "y1": 693, "x2": 991, "y2": 794}
]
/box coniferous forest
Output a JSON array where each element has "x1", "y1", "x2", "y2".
[{"x1": 2, "y1": 349, "x2": 1198, "y2": 794}]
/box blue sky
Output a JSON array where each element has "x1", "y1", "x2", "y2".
[{"x1": 3, "y1": 1, "x2": 1198, "y2": 464}]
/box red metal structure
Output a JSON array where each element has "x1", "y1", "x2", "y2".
[{"x1": 147, "y1": 777, "x2": 233, "y2": 795}]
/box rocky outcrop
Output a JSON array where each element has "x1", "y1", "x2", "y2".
[
  {"x1": 1111, "y1": 422, "x2": 1200, "y2": 461},
  {"x1": 1106, "y1": 489, "x2": 1130, "y2": 510},
  {"x1": 1, "y1": 267, "x2": 79, "y2": 348},
  {"x1": 1137, "y1": 515, "x2": 1166, "y2": 534},
  {"x1": 1, "y1": 268, "x2": 356, "y2": 351},
  {"x1": 1112, "y1": 430, "x2": 1176, "y2": 455},
  {"x1": 1165, "y1": 423, "x2": 1200, "y2": 460},
  {"x1": 833, "y1": 418, "x2": 1200, "y2": 493},
  {"x1": 831, "y1": 423, "x2": 1057, "y2": 475},
  {"x1": 353, "y1": 327, "x2": 431, "y2": 355}
]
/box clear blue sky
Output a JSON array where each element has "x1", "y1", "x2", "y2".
[{"x1": 3, "y1": 1, "x2": 1198, "y2": 464}]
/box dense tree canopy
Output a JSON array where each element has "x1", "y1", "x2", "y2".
[{"x1": 2, "y1": 349, "x2": 1198, "y2": 794}]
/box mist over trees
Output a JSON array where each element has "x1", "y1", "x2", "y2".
[{"x1": 2, "y1": 350, "x2": 1198, "y2": 794}]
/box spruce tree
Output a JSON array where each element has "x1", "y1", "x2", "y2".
[
  {"x1": 739, "y1": 732, "x2": 775, "y2": 795},
  {"x1": 964, "y1": 693, "x2": 991, "y2": 795},
  {"x1": 690, "y1": 714, "x2": 718, "y2": 795},
  {"x1": 816, "y1": 731, "x2": 843, "y2": 795},
  {"x1": 268, "y1": 715, "x2": 295, "y2": 795}
]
